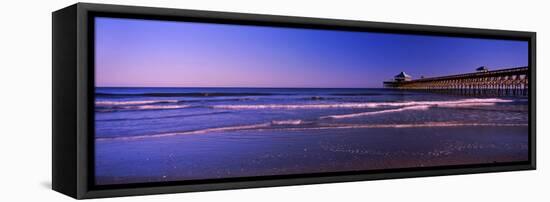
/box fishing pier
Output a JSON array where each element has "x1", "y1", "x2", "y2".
[{"x1": 383, "y1": 66, "x2": 529, "y2": 96}]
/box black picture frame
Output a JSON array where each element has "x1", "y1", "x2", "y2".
[{"x1": 52, "y1": 3, "x2": 536, "y2": 199}]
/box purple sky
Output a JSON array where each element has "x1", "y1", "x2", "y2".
[{"x1": 95, "y1": 17, "x2": 528, "y2": 88}]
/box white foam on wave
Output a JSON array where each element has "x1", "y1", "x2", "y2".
[
  {"x1": 321, "y1": 105, "x2": 430, "y2": 119},
  {"x1": 212, "y1": 98, "x2": 513, "y2": 110},
  {"x1": 214, "y1": 103, "x2": 374, "y2": 109},
  {"x1": 129, "y1": 105, "x2": 190, "y2": 110},
  {"x1": 98, "y1": 123, "x2": 271, "y2": 141},
  {"x1": 172, "y1": 123, "x2": 271, "y2": 136},
  {"x1": 98, "y1": 119, "x2": 306, "y2": 141},
  {"x1": 97, "y1": 120, "x2": 528, "y2": 141},
  {"x1": 277, "y1": 122, "x2": 528, "y2": 131},
  {"x1": 370, "y1": 98, "x2": 512, "y2": 108},
  {"x1": 437, "y1": 102, "x2": 496, "y2": 107},
  {"x1": 96, "y1": 100, "x2": 179, "y2": 106},
  {"x1": 271, "y1": 119, "x2": 303, "y2": 125}
]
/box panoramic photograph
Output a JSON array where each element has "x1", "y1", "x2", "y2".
[{"x1": 94, "y1": 17, "x2": 529, "y2": 185}]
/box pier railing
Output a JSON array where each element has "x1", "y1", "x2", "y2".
[{"x1": 383, "y1": 66, "x2": 529, "y2": 96}]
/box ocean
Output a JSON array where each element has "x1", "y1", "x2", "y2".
[{"x1": 94, "y1": 87, "x2": 529, "y2": 185}]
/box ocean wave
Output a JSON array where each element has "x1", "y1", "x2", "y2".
[
  {"x1": 436, "y1": 103, "x2": 496, "y2": 107},
  {"x1": 329, "y1": 93, "x2": 385, "y2": 96},
  {"x1": 130, "y1": 105, "x2": 191, "y2": 110},
  {"x1": 97, "y1": 120, "x2": 307, "y2": 140},
  {"x1": 321, "y1": 105, "x2": 430, "y2": 119},
  {"x1": 179, "y1": 98, "x2": 257, "y2": 103},
  {"x1": 96, "y1": 111, "x2": 230, "y2": 122},
  {"x1": 97, "y1": 123, "x2": 272, "y2": 141},
  {"x1": 212, "y1": 98, "x2": 513, "y2": 110},
  {"x1": 304, "y1": 122, "x2": 528, "y2": 130},
  {"x1": 96, "y1": 104, "x2": 191, "y2": 112},
  {"x1": 96, "y1": 92, "x2": 279, "y2": 97},
  {"x1": 95, "y1": 100, "x2": 179, "y2": 106},
  {"x1": 96, "y1": 120, "x2": 527, "y2": 141},
  {"x1": 271, "y1": 119, "x2": 303, "y2": 125},
  {"x1": 213, "y1": 103, "x2": 376, "y2": 109}
]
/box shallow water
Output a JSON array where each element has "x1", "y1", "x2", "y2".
[{"x1": 94, "y1": 87, "x2": 529, "y2": 185}]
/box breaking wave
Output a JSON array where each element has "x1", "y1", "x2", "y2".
[
  {"x1": 96, "y1": 120, "x2": 527, "y2": 141},
  {"x1": 212, "y1": 98, "x2": 512, "y2": 110},
  {"x1": 321, "y1": 105, "x2": 430, "y2": 119},
  {"x1": 271, "y1": 119, "x2": 304, "y2": 125},
  {"x1": 281, "y1": 122, "x2": 528, "y2": 131},
  {"x1": 95, "y1": 100, "x2": 179, "y2": 106},
  {"x1": 96, "y1": 92, "x2": 278, "y2": 97},
  {"x1": 94, "y1": 97, "x2": 524, "y2": 141},
  {"x1": 129, "y1": 105, "x2": 191, "y2": 110},
  {"x1": 97, "y1": 123, "x2": 272, "y2": 141},
  {"x1": 96, "y1": 104, "x2": 191, "y2": 112},
  {"x1": 96, "y1": 111, "x2": 230, "y2": 122}
]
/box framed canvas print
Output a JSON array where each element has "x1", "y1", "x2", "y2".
[{"x1": 52, "y1": 3, "x2": 536, "y2": 199}]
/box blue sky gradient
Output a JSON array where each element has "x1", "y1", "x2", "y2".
[{"x1": 95, "y1": 17, "x2": 528, "y2": 88}]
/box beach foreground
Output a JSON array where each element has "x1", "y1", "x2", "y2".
[{"x1": 96, "y1": 125, "x2": 527, "y2": 184}]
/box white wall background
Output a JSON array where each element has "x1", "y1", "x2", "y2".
[{"x1": 0, "y1": 0, "x2": 547, "y2": 201}]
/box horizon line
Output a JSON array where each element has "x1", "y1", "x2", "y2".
[{"x1": 95, "y1": 86, "x2": 387, "y2": 89}]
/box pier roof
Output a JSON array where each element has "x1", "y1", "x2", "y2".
[
  {"x1": 476, "y1": 66, "x2": 488, "y2": 71},
  {"x1": 395, "y1": 72, "x2": 411, "y2": 78}
]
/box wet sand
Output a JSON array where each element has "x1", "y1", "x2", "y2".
[{"x1": 96, "y1": 125, "x2": 528, "y2": 185}]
